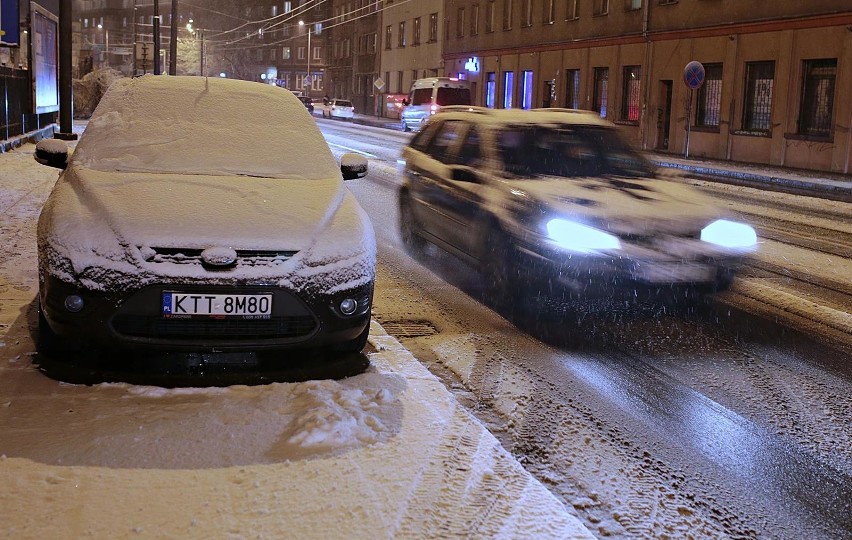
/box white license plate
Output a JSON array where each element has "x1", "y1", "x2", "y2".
[
  {"x1": 162, "y1": 292, "x2": 273, "y2": 319},
  {"x1": 635, "y1": 263, "x2": 715, "y2": 283}
]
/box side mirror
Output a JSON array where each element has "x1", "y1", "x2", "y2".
[
  {"x1": 341, "y1": 153, "x2": 368, "y2": 180},
  {"x1": 34, "y1": 138, "x2": 69, "y2": 170}
]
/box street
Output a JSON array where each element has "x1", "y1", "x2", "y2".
[{"x1": 0, "y1": 118, "x2": 850, "y2": 538}]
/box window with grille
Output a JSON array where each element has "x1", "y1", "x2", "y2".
[
  {"x1": 430, "y1": 13, "x2": 439, "y2": 41},
  {"x1": 593, "y1": 67, "x2": 608, "y2": 117},
  {"x1": 742, "y1": 61, "x2": 774, "y2": 132},
  {"x1": 621, "y1": 66, "x2": 640, "y2": 122},
  {"x1": 565, "y1": 69, "x2": 580, "y2": 108},
  {"x1": 486, "y1": 1, "x2": 495, "y2": 32},
  {"x1": 398, "y1": 21, "x2": 406, "y2": 47},
  {"x1": 503, "y1": 0, "x2": 514, "y2": 30},
  {"x1": 798, "y1": 59, "x2": 836, "y2": 138},
  {"x1": 593, "y1": 0, "x2": 609, "y2": 15},
  {"x1": 695, "y1": 63, "x2": 722, "y2": 127}
]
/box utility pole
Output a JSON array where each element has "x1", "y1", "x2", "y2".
[{"x1": 153, "y1": 0, "x2": 161, "y2": 74}]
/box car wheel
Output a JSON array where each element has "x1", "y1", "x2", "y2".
[
  {"x1": 399, "y1": 192, "x2": 428, "y2": 256},
  {"x1": 481, "y1": 226, "x2": 521, "y2": 311}
]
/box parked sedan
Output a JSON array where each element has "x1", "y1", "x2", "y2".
[
  {"x1": 398, "y1": 107, "x2": 758, "y2": 308},
  {"x1": 34, "y1": 75, "x2": 375, "y2": 355}
]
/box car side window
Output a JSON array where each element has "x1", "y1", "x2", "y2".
[
  {"x1": 409, "y1": 121, "x2": 440, "y2": 152},
  {"x1": 455, "y1": 126, "x2": 482, "y2": 167},
  {"x1": 425, "y1": 121, "x2": 465, "y2": 162}
]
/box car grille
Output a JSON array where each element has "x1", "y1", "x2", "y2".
[
  {"x1": 142, "y1": 247, "x2": 297, "y2": 268},
  {"x1": 111, "y1": 314, "x2": 317, "y2": 340}
]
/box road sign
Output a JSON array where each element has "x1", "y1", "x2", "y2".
[
  {"x1": 683, "y1": 61, "x2": 706, "y2": 90},
  {"x1": 303, "y1": 75, "x2": 312, "y2": 88},
  {"x1": 374, "y1": 77, "x2": 385, "y2": 92}
]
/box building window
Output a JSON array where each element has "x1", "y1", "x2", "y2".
[
  {"x1": 544, "y1": 0, "x2": 554, "y2": 23},
  {"x1": 626, "y1": 0, "x2": 641, "y2": 9},
  {"x1": 521, "y1": 71, "x2": 534, "y2": 109},
  {"x1": 398, "y1": 21, "x2": 406, "y2": 47},
  {"x1": 457, "y1": 7, "x2": 466, "y2": 37},
  {"x1": 695, "y1": 63, "x2": 722, "y2": 127},
  {"x1": 313, "y1": 46, "x2": 321, "y2": 60},
  {"x1": 742, "y1": 61, "x2": 774, "y2": 132},
  {"x1": 503, "y1": 71, "x2": 515, "y2": 108},
  {"x1": 282, "y1": 47, "x2": 291, "y2": 60},
  {"x1": 593, "y1": 0, "x2": 609, "y2": 15},
  {"x1": 412, "y1": 69, "x2": 419, "y2": 83},
  {"x1": 565, "y1": 69, "x2": 580, "y2": 108},
  {"x1": 621, "y1": 66, "x2": 641, "y2": 122},
  {"x1": 503, "y1": 0, "x2": 513, "y2": 30},
  {"x1": 486, "y1": 72, "x2": 497, "y2": 108},
  {"x1": 284, "y1": 1, "x2": 292, "y2": 12},
  {"x1": 486, "y1": 1, "x2": 495, "y2": 32},
  {"x1": 472, "y1": 5, "x2": 480, "y2": 35},
  {"x1": 413, "y1": 17, "x2": 421, "y2": 44},
  {"x1": 397, "y1": 71, "x2": 404, "y2": 93},
  {"x1": 566, "y1": 0, "x2": 579, "y2": 19},
  {"x1": 798, "y1": 58, "x2": 836, "y2": 138},
  {"x1": 298, "y1": 46, "x2": 305, "y2": 60},
  {"x1": 522, "y1": 0, "x2": 532, "y2": 26},
  {"x1": 429, "y1": 13, "x2": 439, "y2": 41},
  {"x1": 270, "y1": 48, "x2": 277, "y2": 61},
  {"x1": 593, "y1": 67, "x2": 608, "y2": 117},
  {"x1": 385, "y1": 25, "x2": 392, "y2": 49}
]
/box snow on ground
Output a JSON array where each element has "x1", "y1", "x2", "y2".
[{"x1": 0, "y1": 138, "x2": 593, "y2": 538}]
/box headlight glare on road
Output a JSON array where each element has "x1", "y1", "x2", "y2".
[
  {"x1": 546, "y1": 219, "x2": 621, "y2": 253},
  {"x1": 701, "y1": 219, "x2": 757, "y2": 249}
]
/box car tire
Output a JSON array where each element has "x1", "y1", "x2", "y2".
[
  {"x1": 399, "y1": 192, "x2": 428, "y2": 257},
  {"x1": 481, "y1": 225, "x2": 521, "y2": 311}
]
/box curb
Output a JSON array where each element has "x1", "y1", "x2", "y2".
[{"x1": 0, "y1": 124, "x2": 58, "y2": 153}]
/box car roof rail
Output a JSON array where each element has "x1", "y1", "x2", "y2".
[{"x1": 437, "y1": 105, "x2": 492, "y2": 115}]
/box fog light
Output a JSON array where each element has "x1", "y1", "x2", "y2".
[
  {"x1": 339, "y1": 298, "x2": 358, "y2": 316},
  {"x1": 64, "y1": 295, "x2": 84, "y2": 313}
]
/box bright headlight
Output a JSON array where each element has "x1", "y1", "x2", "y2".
[
  {"x1": 546, "y1": 219, "x2": 621, "y2": 253},
  {"x1": 701, "y1": 219, "x2": 757, "y2": 249}
]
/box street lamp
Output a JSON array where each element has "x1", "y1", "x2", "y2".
[
  {"x1": 97, "y1": 23, "x2": 109, "y2": 68},
  {"x1": 298, "y1": 20, "x2": 311, "y2": 96}
]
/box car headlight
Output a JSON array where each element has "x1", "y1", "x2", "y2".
[
  {"x1": 546, "y1": 219, "x2": 621, "y2": 253},
  {"x1": 700, "y1": 219, "x2": 757, "y2": 249}
]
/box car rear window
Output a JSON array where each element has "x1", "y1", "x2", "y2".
[
  {"x1": 436, "y1": 87, "x2": 472, "y2": 106},
  {"x1": 335, "y1": 100, "x2": 353, "y2": 107},
  {"x1": 410, "y1": 88, "x2": 433, "y2": 106}
]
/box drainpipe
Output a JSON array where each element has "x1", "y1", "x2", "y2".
[{"x1": 640, "y1": 0, "x2": 652, "y2": 150}]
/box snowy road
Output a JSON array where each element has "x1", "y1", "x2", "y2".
[{"x1": 317, "y1": 120, "x2": 852, "y2": 538}]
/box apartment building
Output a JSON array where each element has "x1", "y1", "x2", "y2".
[
  {"x1": 324, "y1": 0, "x2": 380, "y2": 114},
  {"x1": 442, "y1": 0, "x2": 852, "y2": 173},
  {"x1": 378, "y1": 0, "x2": 444, "y2": 118}
]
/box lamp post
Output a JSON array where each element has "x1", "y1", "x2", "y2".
[
  {"x1": 97, "y1": 23, "x2": 109, "y2": 68},
  {"x1": 299, "y1": 20, "x2": 311, "y2": 96}
]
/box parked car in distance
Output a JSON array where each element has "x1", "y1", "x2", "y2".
[
  {"x1": 297, "y1": 95, "x2": 315, "y2": 114},
  {"x1": 34, "y1": 75, "x2": 375, "y2": 357},
  {"x1": 398, "y1": 106, "x2": 758, "y2": 309},
  {"x1": 320, "y1": 98, "x2": 355, "y2": 120}
]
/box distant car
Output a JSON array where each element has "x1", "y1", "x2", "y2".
[
  {"x1": 398, "y1": 107, "x2": 758, "y2": 308},
  {"x1": 297, "y1": 95, "x2": 314, "y2": 113},
  {"x1": 322, "y1": 99, "x2": 355, "y2": 120},
  {"x1": 34, "y1": 75, "x2": 375, "y2": 355}
]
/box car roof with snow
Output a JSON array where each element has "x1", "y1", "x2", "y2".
[
  {"x1": 432, "y1": 106, "x2": 614, "y2": 128},
  {"x1": 72, "y1": 75, "x2": 339, "y2": 180}
]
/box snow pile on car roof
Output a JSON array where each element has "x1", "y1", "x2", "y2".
[{"x1": 72, "y1": 75, "x2": 339, "y2": 180}]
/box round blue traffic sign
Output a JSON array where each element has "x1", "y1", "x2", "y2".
[{"x1": 683, "y1": 61, "x2": 706, "y2": 90}]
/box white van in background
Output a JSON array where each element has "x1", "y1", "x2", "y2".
[{"x1": 400, "y1": 77, "x2": 472, "y2": 132}]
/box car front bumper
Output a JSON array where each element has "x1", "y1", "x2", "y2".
[{"x1": 40, "y1": 275, "x2": 372, "y2": 352}]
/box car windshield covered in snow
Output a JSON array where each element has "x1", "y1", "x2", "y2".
[{"x1": 496, "y1": 125, "x2": 655, "y2": 179}]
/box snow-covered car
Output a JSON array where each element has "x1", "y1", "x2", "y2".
[
  {"x1": 34, "y1": 75, "x2": 375, "y2": 355},
  {"x1": 398, "y1": 107, "x2": 758, "y2": 307},
  {"x1": 320, "y1": 99, "x2": 355, "y2": 120}
]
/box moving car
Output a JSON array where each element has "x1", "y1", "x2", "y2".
[
  {"x1": 401, "y1": 77, "x2": 472, "y2": 132},
  {"x1": 398, "y1": 107, "x2": 757, "y2": 308},
  {"x1": 297, "y1": 95, "x2": 315, "y2": 114},
  {"x1": 34, "y1": 75, "x2": 375, "y2": 355},
  {"x1": 321, "y1": 98, "x2": 355, "y2": 120}
]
